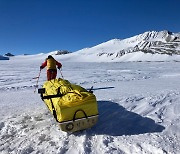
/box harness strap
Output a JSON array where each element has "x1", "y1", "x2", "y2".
[{"x1": 50, "y1": 98, "x2": 59, "y2": 122}]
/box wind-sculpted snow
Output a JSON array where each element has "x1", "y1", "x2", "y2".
[{"x1": 1, "y1": 57, "x2": 180, "y2": 153}]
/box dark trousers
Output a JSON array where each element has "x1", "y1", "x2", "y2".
[{"x1": 47, "y1": 69, "x2": 57, "y2": 81}]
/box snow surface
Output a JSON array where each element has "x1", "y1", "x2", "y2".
[{"x1": 1, "y1": 54, "x2": 180, "y2": 154}]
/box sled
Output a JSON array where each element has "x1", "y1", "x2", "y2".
[
  {"x1": 59, "y1": 110, "x2": 98, "y2": 132},
  {"x1": 38, "y1": 78, "x2": 98, "y2": 132}
]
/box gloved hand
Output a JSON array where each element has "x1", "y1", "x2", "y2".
[
  {"x1": 57, "y1": 66, "x2": 61, "y2": 70},
  {"x1": 40, "y1": 66, "x2": 43, "y2": 70}
]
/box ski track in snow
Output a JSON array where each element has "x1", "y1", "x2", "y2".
[{"x1": 0, "y1": 59, "x2": 180, "y2": 154}]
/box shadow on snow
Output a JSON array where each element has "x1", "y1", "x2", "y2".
[{"x1": 85, "y1": 101, "x2": 165, "y2": 136}]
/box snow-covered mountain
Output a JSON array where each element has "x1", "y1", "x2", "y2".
[
  {"x1": 4, "y1": 53, "x2": 15, "y2": 57},
  {"x1": 48, "y1": 50, "x2": 70, "y2": 55},
  {"x1": 59, "y1": 30, "x2": 180, "y2": 62},
  {"x1": 0, "y1": 55, "x2": 9, "y2": 60},
  {"x1": 3, "y1": 30, "x2": 180, "y2": 62}
]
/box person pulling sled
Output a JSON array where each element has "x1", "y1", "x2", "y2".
[
  {"x1": 40, "y1": 55, "x2": 62, "y2": 81},
  {"x1": 38, "y1": 56, "x2": 98, "y2": 133}
]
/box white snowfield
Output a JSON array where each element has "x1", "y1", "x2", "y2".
[
  {"x1": 0, "y1": 54, "x2": 180, "y2": 154},
  {"x1": 1, "y1": 30, "x2": 180, "y2": 154}
]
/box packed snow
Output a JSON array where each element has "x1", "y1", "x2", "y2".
[{"x1": 0, "y1": 53, "x2": 180, "y2": 154}]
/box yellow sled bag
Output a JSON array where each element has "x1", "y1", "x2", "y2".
[{"x1": 38, "y1": 78, "x2": 98, "y2": 132}]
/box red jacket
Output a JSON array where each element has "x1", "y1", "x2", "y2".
[{"x1": 41, "y1": 58, "x2": 62, "y2": 70}]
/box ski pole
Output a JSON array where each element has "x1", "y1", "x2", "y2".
[
  {"x1": 59, "y1": 68, "x2": 64, "y2": 79},
  {"x1": 34, "y1": 69, "x2": 41, "y2": 93}
]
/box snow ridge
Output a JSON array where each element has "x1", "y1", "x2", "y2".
[{"x1": 53, "y1": 30, "x2": 180, "y2": 62}]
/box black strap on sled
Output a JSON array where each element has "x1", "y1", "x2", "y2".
[
  {"x1": 38, "y1": 88, "x2": 60, "y2": 122},
  {"x1": 50, "y1": 98, "x2": 59, "y2": 122},
  {"x1": 41, "y1": 94, "x2": 63, "y2": 99},
  {"x1": 38, "y1": 88, "x2": 63, "y2": 99},
  {"x1": 73, "y1": 109, "x2": 88, "y2": 121}
]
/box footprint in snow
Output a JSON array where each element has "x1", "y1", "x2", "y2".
[
  {"x1": 0, "y1": 122, "x2": 5, "y2": 130},
  {"x1": 32, "y1": 116, "x2": 44, "y2": 121}
]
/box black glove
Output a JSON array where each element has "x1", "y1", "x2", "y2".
[
  {"x1": 57, "y1": 66, "x2": 61, "y2": 70},
  {"x1": 40, "y1": 66, "x2": 43, "y2": 70}
]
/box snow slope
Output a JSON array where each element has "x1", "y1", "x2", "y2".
[
  {"x1": 6, "y1": 30, "x2": 180, "y2": 63},
  {"x1": 54, "y1": 30, "x2": 180, "y2": 62},
  {"x1": 0, "y1": 55, "x2": 180, "y2": 154}
]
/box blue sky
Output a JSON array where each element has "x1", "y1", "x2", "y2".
[{"x1": 0, "y1": 0, "x2": 180, "y2": 55}]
